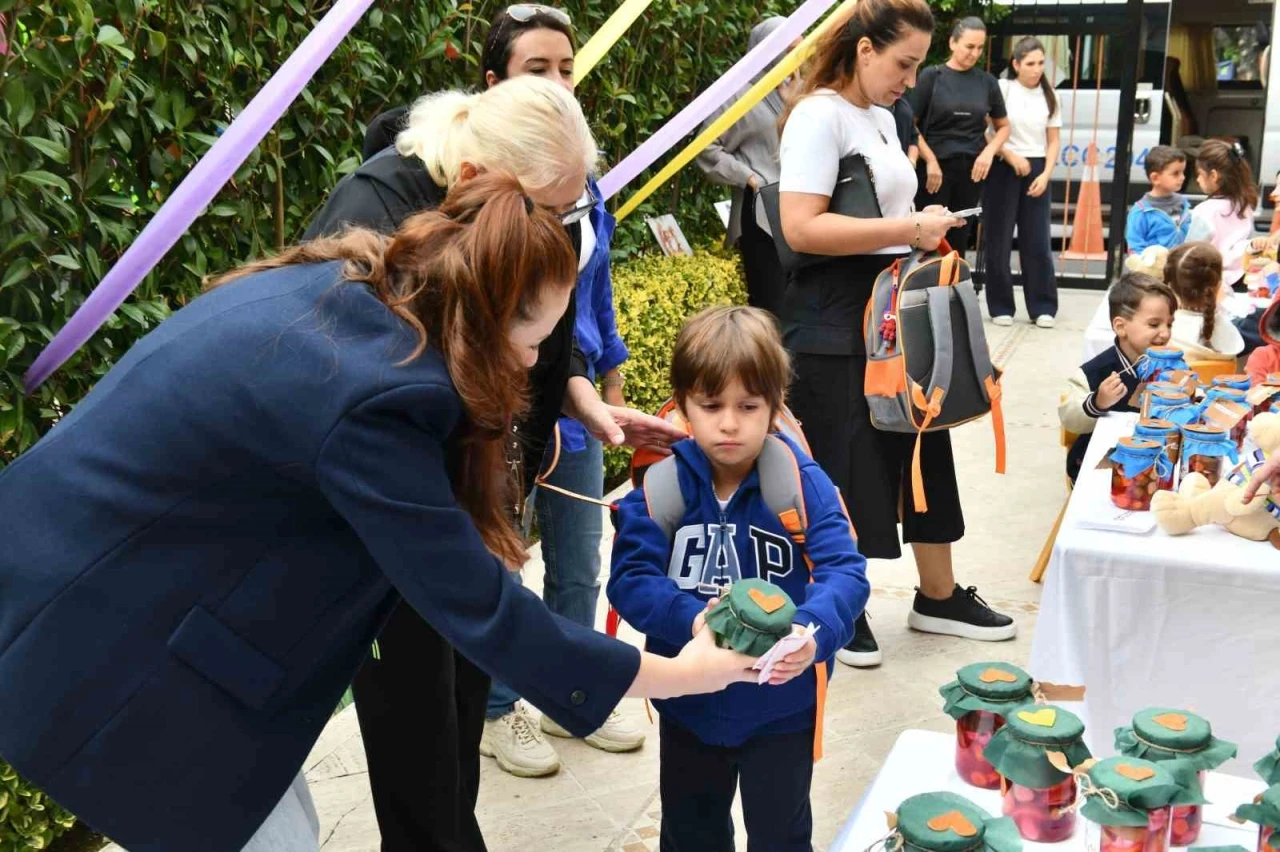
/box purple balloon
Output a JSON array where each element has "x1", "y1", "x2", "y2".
[
  {"x1": 24, "y1": 0, "x2": 377, "y2": 393},
  {"x1": 596, "y1": 0, "x2": 837, "y2": 201}
]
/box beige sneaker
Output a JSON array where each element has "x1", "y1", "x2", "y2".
[
  {"x1": 480, "y1": 704, "x2": 561, "y2": 777},
  {"x1": 541, "y1": 708, "x2": 646, "y2": 753}
]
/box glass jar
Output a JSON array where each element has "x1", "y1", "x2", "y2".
[
  {"x1": 1212, "y1": 374, "x2": 1252, "y2": 393},
  {"x1": 1170, "y1": 771, "x2": 1206, "y2": 846},
  {"x1": 1203, "y1": 387, "x2": 1252, "y2": 447},
  {"x1": 1146, "y1": 390, "x2": 1193, "y2": 425},
  {"x1": 1111, "y1": 438, "x2": 1169, "y2": 510},
  {"x1": 1003, "y1": 776, "x2": 1077, "y2": 842},
  {"x1": 956, "y1": 710, "x2": 1005, "y2": 789},
  {"x1": 1261, "y1": 825, "x2": 1276, "y2": 852},
  {"x1": 1181, "y1": 425, "x2": 1235, "y2": 488},
  {"x1": 1141, "y1": 347, "x2": 1191, "y2": 384},
  {"x1": 1253, "y1": 376, "x2": 1280, "y2": 417},
  {"x1": 1097, "y1": 808, "x2": 1172, "y2": 852},
  {"x1": 1135, "y1": 419, "x2": 1182, "y2": 471}
]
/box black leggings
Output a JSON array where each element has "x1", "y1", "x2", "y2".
[{"x1": 916, "y1": 155, "x2": 982, "y2": 254}]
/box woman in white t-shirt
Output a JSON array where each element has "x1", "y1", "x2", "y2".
[
  {"x1": 777, "y1": 0, "x2": 1016, "y2": 670},
  {"x1": 983, "y1": 36, "x2": 1062, "y2": 328}
]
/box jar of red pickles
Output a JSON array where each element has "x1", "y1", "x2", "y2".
[
  {"x1": 1202, "y1": 387, "x2": 1253, "y2": 447},
  {"x1": 940, "y1": 663, "x2": 1035, "y2": 789},
  {"x1": 1250, "y1": 376, "x2": 1280, "y2": 418},
  {"x1": 1212, "y1": 374, "x2": 1253, "y2": 393},
  {"x1": 1079, "y1": 757, "x2": 1200, "y2": 852},
  {"x1": 1114, "y1": 708, "x2": 1237, "y2": 846},
  {"x1": 984, "y1": 705, "x2": 1092, "y2": 842},
  {"x1": 889, "y1": 791, "x2": 1022, "y2": 852},
  {"x1": 1255, "y1": 736, "x2": 1280, "y2": 786},
  {"x1": 1111, "y1": 438, "x2": 1173, "y2": 510},
  {"x1": 1138, "y1": 347, "x2": 1191, "y2": 384},
  {"x1": 1134, "y1": 418, "x2": 1182, "y2": 473},
  {"x1": 1180, "y1": 425, "x2": 1239, "y2": 488},
  {"x1": 1145, "y1": 389, "x2": 1194, "y2": 427},
  {"x1": 1235, "y1": 784, "x2": 1280, "y2": 852}
]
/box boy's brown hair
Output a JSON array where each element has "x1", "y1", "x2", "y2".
[
  {"x1": 1108, "y1": 271, "x2": 1178, "y2": 322},
  {"x1": 1144, "y1": 145, "x2": 1186, "y2": 180},
  {"x1": 671, "y1": 306, "x2": 791, "y2": 415}
]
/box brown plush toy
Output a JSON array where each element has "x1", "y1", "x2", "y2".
[{"x1": 1151, "y1": 413, "x2": 1280, "y2": 548}]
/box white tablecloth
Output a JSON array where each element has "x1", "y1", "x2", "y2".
[
  {"x1": 1028, "y1": 412, "x2": 1280, "y2": 777},
  {"x1": 832, "y1": 730, "x2": 1265, "y2": 852},
  {"x1": 1082, "y1": 293, "x2": 1269, "y2": 363}
]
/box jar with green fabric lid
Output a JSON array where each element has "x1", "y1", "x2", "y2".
[
  {"x1": 984, "y1": 705, "x2": 1093, "y2": 842},
  {"x1": 1077, "y1": 756, "x2": 1203, "y2": 852},
  {"x1": 1114, "y1": 708, "x2": 1237, "y2": 845},
  {"x1": 1234, "y1": 783, "x2": 1280, "y2": 852},
  {"x1": 940, "y1": 663, "x2": 1035, "y2": 790},
  {"x1": 881, "y1": 791, "x2": 1022, "y2": 852},
  {"x1": 1255, "y1": 736, "x2": 1280, "y2": 785},
  {"x1": 703, "y1": 578, "x2": 795, "y2": 656}
]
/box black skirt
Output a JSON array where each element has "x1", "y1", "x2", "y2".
[{"x1": 784, "y1": 254, "x2": 964, "y2": 560}]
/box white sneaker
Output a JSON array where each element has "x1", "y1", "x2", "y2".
[
  {"x1": 542, "y1": 708, "x2": 646, "y2": 753},
  {"x1": 991, "y1": 315, "x2": 1014, "y2": 327},
  {"x1": 1035, "y1": 315, "x2": 1056, "y2": 329},
  {"x1": 480, "y1": 705, "x2": 561, "y2": 777}
]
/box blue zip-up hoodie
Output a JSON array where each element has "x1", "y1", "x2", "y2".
[
  {"x1": 1126, "y1": 194, "x2": 1191, "y2": 254},
  {"x1": 607, "y1": 435, "x2": 869, "y2": 747},
  {"x1": 559, "y1": 177, "x2": 630, "y2": 453}
]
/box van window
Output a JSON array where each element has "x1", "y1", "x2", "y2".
[{"x1": 1214, "y1": 24, "x2": 1267, "y2": 87}]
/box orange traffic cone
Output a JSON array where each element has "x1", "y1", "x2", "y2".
[{"x1": 1062, "y1": 143, "x2": 1106, "y2": 260}]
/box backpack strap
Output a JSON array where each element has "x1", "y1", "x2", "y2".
[
  {"x1": 953, "y1": 283, "x2": 1007, "y2": 477},
  {"x1": 756, "y1": 436, "x2": 808, "y2": 550},
  {"x1": 640, "y1": 455, "x2": 686, "y2": 542}
]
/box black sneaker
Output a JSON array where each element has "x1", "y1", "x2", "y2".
[
  {"x1": 908, "y1": 585, "x2": 1017, "y2": 641},
  {"x1": 836, "y1": 611, "x2": 883, "y2": 667}
]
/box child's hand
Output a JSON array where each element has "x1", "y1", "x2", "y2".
[
  {"x1": 1095, "y1": 372, "x2": 1128, "y2": 410},
  {"x1": 1252, "y1": 236, "x2": 1272, "y2": 254},
  {"x1": 767, "y1": 625, "x2": 818, "y2": 686},
  {"x1": 692, "y1": 597, "x2": 719, "y2": 637}
]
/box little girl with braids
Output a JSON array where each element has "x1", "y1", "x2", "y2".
[{"x1": 1165, "y1": 241, "x2": 1245, "y2": 361}]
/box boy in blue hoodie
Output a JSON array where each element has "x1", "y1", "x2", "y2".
[
  {"x1": 607, "y1": 306, "x2": 869, "y2": 852},
  {"x1": 1126, "y1": 146, "x2": 1191, "y2": 254}
]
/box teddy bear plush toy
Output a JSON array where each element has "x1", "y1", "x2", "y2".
[{"x1": 1151, "y1": 413, "x2": 1280, "y2": 548}]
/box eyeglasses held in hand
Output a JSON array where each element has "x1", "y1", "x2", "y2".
[{"x1": 505, "y1": 4, "x2": 572, "y2": 26}]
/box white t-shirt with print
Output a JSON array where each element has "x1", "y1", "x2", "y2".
[
  {"x1": 779, "y1": 89, "x2": 918, "y2": 255},
  {"x1": 999, "y1": 79, "x2": 1061, "y2": 158}
]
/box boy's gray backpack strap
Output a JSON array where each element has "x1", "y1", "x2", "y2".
[
  {"x1": 756, "y1": 436, "x2": 808, "y2": 547},
  {"x1": 641, "y1": 455, "x2": 685, "y2": 541}
]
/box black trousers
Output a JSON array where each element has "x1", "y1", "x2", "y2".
[
  {"x1": 352, "y1": 600, "x2": 491, "y2": 852},
  {"x1": 982, "y1": 158, "x2": 1058, "y2": 320},
  {"x1": 659, "y1": 719, "x2": 815, "y2": 852},
  {"x1": 916, "y1": 154, "x2": 982, "y2": 254},
  {"x1": 739, "y1": 187, "x2": 787, "y2": 320}
]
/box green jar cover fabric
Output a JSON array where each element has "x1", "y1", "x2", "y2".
[
  {"x1": 983, "y1": 705, "x2": 1092, "y2": 789},
  {"x1": 1079, "y1": 756, "x2": 1204, "y2": 828},
  {"x1": 1115, "y1": 708, "x2": 1237, "y2": 775},
  {"x1": 1256, "y1": 737, "x2": 1280, "y2": 785},
  {"x1": 704, "y1": 578, "x2": 796, "y2": 657},
  {"x1": 1236, "y1": 784, "x2": 1280, "y2": 836},
  {"x1": 891, "y1": 791, "x2": 1022, "y2": 852},
  {"x1": 940, "y1": 663, "x2": 1035, "y2": 720}
]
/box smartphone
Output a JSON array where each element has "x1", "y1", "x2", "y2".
[{"x1": 950, "y1": 206, "x2": 983, "y2": 218}]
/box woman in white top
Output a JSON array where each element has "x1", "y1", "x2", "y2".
[
  {"x1": 777, "y1": 0, "x2": 1016, "y2": 670},
  {"x1": 983, "y1": 36, "x2": 1062, "y2": 328}
]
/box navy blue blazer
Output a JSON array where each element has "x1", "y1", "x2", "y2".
[{"x1": 0, "y1": 261, "x2": 639, "y2": 852}]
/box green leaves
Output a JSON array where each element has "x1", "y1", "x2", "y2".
[{"x1": 21, "y1": 138, "x2": 70, "y2": 165}]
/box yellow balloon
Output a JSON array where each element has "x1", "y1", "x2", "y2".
[
  {"x1": 615, "y1": 0, "x2": 860, "y2": 222},
  {"x1": 574, "y1": 0, "x2": 658, "y2": 84}
]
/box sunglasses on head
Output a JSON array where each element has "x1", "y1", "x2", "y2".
[
  {"x1": 505, "y1": 4, "x2": 572, "y2": 27},
  {"x1": 557, "y1": 182, "x2": 598, "y2": 226}
]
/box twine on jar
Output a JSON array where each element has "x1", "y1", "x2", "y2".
[
  {"x1": 957, "y1": 683, "x2": 1031, "y2": 703},
  {"x1": 1131, "y1": 731, "x2": 1203, "y2": 755},
  {"x1": 864, "y1": 829, "x2": 905, "y2": 852},
  {"x1": 1053, "y1": 769, "x2": 1120, "y2": 818}
]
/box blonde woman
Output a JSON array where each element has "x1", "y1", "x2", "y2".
[{"x1": 304, "y1": 75, "x2": 682, "y2": 852}]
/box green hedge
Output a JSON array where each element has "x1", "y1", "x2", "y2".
[
  {"x1": 605, "y1": 248, "x2": 747, "y2": 483},
  {"x1": 0, "y1": 763, "x2": 74, "y2": 851}
]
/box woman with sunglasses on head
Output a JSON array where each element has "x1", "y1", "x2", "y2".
[
  {"x1": 777, "y1": 0, "x2": 1016, "y2": 673},
  {"x1": 0, "y1": 173, "x2": 757, "y2": 852},
  {"x1": 471, "y1": 2, "x2": 646, "y2": 782}
]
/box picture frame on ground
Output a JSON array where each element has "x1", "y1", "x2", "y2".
[{"x1": 647, "y1": 214, "x2": 694, "y2": 257}]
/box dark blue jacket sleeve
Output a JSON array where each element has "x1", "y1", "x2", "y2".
[
  {"x1": 606, "y1": 488, "x2": 705, "y2": 649},
  {"x1": 792, "y1": 467, "x2": 869, "y2": 663},
  {"x1": 316, "y1": 382, "x2": 639, "y2": 734}
]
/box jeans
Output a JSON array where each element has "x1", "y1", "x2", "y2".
[
  {"x1": 487, "y1": 435, "x2": 605, "y2": 719},
  {"x1": 982, "y1": 157, "x2": 1058, "y2": 319}
]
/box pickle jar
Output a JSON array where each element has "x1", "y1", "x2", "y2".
[
  {"x1": 1115, "y1": 708, "x2": 1237, "y2": 846},
  {"x1": 1181, "y1": 425, "x2": 1238, "y2": 487},
  {"x1": 1111, "y1": 438, "x2": 1172, "y2": 510},
  {"x1": 985, "y1": 705, "x2": 1092, "y2": 842},
  {"x1": 1203, "y1": 386, "x2": 1253, "y2": 447},
  {"x1": 1134, "y1": 419, "x2": 1182, "y2": 469},
  {"x1": 1079, "y1": 757, "x2": 1201, "y2": 852},
  {"x1": 1146, "y1": 390, "x2": 1194, "y2": 426},
  {"x1": 1212, "y1": 374, "x2": 1252, "y2": 393},
  {"x1": 1251, "y1": 375, "x2": 1280, "y2": 417},
  {"x1": 1255, "y1": 735, "x2": 1280, "y2": 786},
  {"x1": 940, "y1": 663, "x2": 1035, "y2": 789},
  {"x1": 1140, "y1": 347, "x2": 1191, "y2": 383},
  {"x1": 889, "y1": 792, "x2": 1022, "y2": 852},
  {"x1": 1235, "y1": 784, "x2": 1280, "y2": 852}
]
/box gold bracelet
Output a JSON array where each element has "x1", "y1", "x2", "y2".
[{"x1": 911, "y1": 216, "x2": 922, "y2": 250}]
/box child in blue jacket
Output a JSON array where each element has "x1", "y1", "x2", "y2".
[
  {"x1": 1126, "y1": 146, "x2": 1191, "y2": 254},
  {"x1": 607, "y1": 306, "x2": 869, "y2": 852}
]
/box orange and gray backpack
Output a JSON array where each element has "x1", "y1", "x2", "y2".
[{"x1": 862, "y1": 246, "x2": 1007, "y2": 512}]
